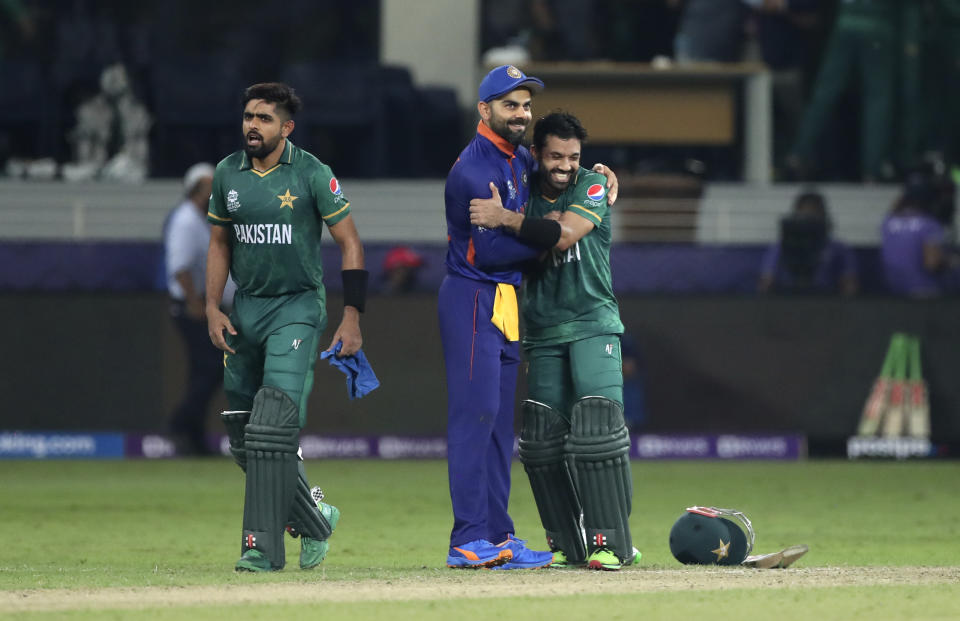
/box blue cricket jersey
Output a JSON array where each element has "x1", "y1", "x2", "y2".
[{"x1": 444, "y1": 122, "x2": 541, "y2": 286}]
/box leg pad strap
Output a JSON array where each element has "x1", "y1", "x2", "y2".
[
  {"x1": 518, "y1": 400, "x2": 586, "y2": 562},
  {"x1": 566, "y1": 397, "x2": 633, "y2": 560},
  {"x1": 222, "y1": 410, "x2": 251, "y2": 470},
  {"x1": 241, "y1": 386, "x2": 301, "y2": 569}
]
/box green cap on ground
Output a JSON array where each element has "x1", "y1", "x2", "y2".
[{"x1": 669, "y1": 510, "x2": 748, "y2": 566}]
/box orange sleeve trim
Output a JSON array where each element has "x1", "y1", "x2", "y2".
[{"x1": 207, "y1": 212, "x2": 232, "y2": 222}]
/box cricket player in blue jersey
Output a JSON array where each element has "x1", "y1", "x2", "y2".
[{"x1": 440, "y1": 65, "x2": 616, "y2": 569}]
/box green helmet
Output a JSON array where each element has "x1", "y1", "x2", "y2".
[{"x1": 669, "y1": 506, "x2": 755, "y2": 566}]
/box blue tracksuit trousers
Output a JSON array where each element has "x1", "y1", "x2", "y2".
[{"x1": 438, "y1": 274, "x2": 517, "y2": 547}]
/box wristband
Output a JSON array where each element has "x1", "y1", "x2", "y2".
[
  {"x1": 342, "y1": 269, "x2": 368, "y2": 312},
  {"x1": 518, "y1": 218, "x2": 561, "y2": 249}
]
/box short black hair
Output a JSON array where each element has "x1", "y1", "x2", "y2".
[
  {"x1": 242, "y1": 82, "x2": 302, "y2": 119},
  {"x1": 533, "y1": 111, "x2": 588, "y2": 152},
  {"x1": 792, "y1": 189, "x2": 826, "y2": 218}
]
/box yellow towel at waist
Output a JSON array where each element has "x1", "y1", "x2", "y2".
[{"x1": 491, "y1": 283, "x2": 519, "y2": 342}]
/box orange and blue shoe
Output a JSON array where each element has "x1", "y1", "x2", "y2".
[
  {"x1": 447, "y1": 539, "x2": 513, "y2": 568},
  {"x1": 491, "y1": 535, "x2": 554, "y2": 570}
]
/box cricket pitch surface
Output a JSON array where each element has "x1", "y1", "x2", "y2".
[{"x1": 4, "y1": 566, "x2": 958, "y2": 613}]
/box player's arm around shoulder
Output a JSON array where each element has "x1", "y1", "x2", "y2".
[
  {"x1": 450, "y1": 159, "x2": 506, "y2": 226},
  {"x1": 469, "y1": 181, "x2": 524, "y2": 231},
  {"x1": 590, "y1": 162, "x2": 618, "y2": 205},
  {"x1": 553, "y1": 169, "x2": 605, "y2": 251}
]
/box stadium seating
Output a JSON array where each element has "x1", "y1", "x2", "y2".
[
  {"x1": 279, "y1": 61, "x2": 386, "y2": 177},
  {"x1": 0, "y1": 61, "x2": 51, "y2": 162},
  {"x1": 414, "y1": 86, "x2": 464, "y2": 177},
  {"x1": 148, "y1": 54, "x2": 248, "y2": 176}
]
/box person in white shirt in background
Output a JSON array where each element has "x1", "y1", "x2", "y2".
[{"x1": 164, "y1": 162, "x2": 236, "y2": 455}]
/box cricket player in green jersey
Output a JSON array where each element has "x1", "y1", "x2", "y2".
[
  {"x1": 469, "y1": 112, "x2": 636, "y2": 571},
  {"x1": 205, "y1": 82, "x2": 367, "y2": 572}
]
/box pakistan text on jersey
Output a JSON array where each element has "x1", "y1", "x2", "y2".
[
  {"x1": 551, "y1": 242, "x2": 581, "y2": 267},
  {"x1": 234, "y1": 223, "x2": 293, "y2": 245}
]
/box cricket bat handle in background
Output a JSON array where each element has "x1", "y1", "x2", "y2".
[
  {"x1": 907, "y1": 382, "x2": 930, "y2": 438},
  {"x1": 906, "y1": 335, "x2": 931, "y2": 439},
  {"x1": 858, "y1": 378, "x2": 888, "y2": 436},
  {"x1": 882, "y1": 382, "x2": 906, "y2": 437},
  {"x1": 882, "y1": 334, "x2": 908, "y2": 438}
]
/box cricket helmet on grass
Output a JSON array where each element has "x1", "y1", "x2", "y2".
[{"x1": 669, "y1": 506, "x2": 755, "y2": 566}]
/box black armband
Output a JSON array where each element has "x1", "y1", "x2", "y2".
[
  {"x1": 518, "y1": 217, "x2": 562, "y2": 249},
  {"x1": 342, "y1": 269, "x2": 369, "y2": 313}
]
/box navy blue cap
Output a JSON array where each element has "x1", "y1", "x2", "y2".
[{"x1": 478, "y1": 65, "x2": 544, "y2": 103}]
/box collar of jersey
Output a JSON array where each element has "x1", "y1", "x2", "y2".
[
  {"x1": 477, "y1": 122, "x2": 516, "y2": 158},
  {"x1": 239, "y1": 139, "x2": 295, "y2": 172}
]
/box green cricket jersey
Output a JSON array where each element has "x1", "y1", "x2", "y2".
[
  {"x1": 522, "y1": 167, "x2": 624, "y2": 348},
  {"x1": 207, "y1": 140, "x2": 351, "y2": 297}
]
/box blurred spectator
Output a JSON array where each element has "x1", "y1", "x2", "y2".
[
  {"x1": 164, "y1": 162, "x2": 235, "y2": 455},
  {"x1": 881, "y1": 168, "x2": 956, "y2": 298},
  {"x1": 0, "y1": 0, "x2": 35, "y2": 59},
  {"x1": 529, "y1": 0, "x2": 598, "y2": 61},
  {"x1": 758, "y1": 189, "x2": 858, "y2": 295},
  {"x1": 62, "y1": 63, "x2": 151, "y2": 182},
  {"x1": 382, "y1": 245, "x2": 425, "y2": 294},
  {"x1": 482, "y1": 0, "x2": 679, "y2": 64},
  {"x1": 750, "y1": 0, "x2": 820, "y2": 69},
  {"x1": 601, "y1": 1, "x2": 678, "y2": 62},
  {"x1": 620, "y1": 333, "x2": 648, "y2": 431},
  {"x1": 786, "y1": 0, "x2": 898, "y2": 181},
  {"x1": 669, "y1": 0, "x2": 748, "y2": 63},
  {"x1": 897, "y1": 1, "x2": 925, "y2": 172},
  {"x1": 481, "y1": 0, "x2": 533, "y2": 65},
  {"x1": 747, "y1": 0, "x2": 821, "y2": 172},
  {"x1": 923, "y1": 1, "x2": 960, "y2": 169}
]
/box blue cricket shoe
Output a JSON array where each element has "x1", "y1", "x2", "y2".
[
  {"x1": 491, "y1": 535, "x2": 554, "y2": 570},
  {"x1": 447, "y1": 539, "x2": 513, "y2": 568}
]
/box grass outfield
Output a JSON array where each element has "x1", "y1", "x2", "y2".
[{"x1": 1, "y1": 459, "x2": 958, "y2": 619}]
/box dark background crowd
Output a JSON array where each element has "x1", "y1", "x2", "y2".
[
  {"x1": 482, "y1": 0, "x2": 960, "y2": 184},
  {"x1": 0, "y1": 0, "x2": 465, "y2": 178},
  {"x1": 2, "y1": 1, "x2": 960, "y2": 447},
  {"x1": 2, "y1": 1, "x2": 960, "y2": 183}
]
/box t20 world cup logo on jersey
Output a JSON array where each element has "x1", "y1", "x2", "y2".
[{"x1": 226, "y1": 189, "x2": 241, "y2": 212}]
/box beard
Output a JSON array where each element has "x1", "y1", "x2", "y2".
[
  {"x1": 243, "y1": 132, "x2": 282, "y2": 160},
  {"x1": 489, "y1": 114, "x2": 527, "y2": 146},
  {"x1": 540, "y1": 165, "x2": 574, "y2": 195}
]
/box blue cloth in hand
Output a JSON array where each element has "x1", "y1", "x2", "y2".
[{"x1": 320, "y1": 342, "x2": 380, "y2": 400}]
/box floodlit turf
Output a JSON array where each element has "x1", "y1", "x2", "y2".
[
  {"x1": 10, "y1": 584, "x2": 960, "y2": 621},
  {"x1": 1, "y1": 459, "x2": 958, "y2": 619}
]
